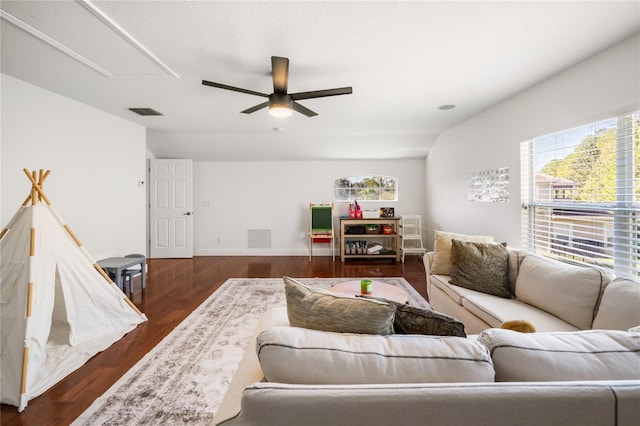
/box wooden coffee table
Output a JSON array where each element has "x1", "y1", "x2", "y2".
[{"x1": 330, "y1": 280, "x2": 408, "y2": 304}]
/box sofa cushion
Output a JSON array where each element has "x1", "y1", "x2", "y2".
[
  {"x1": 359, "y1": 295, "x2": 466, "y2": 337},
  {"x1": 450, "y1": 240, "x2": 510, "y2": 298},
  {"x1": 514, "y1": 255, "x2": 615, "y2": 329},
  {"x1": 283, "y1": 276, "x2": 395, "y2": 335},
  {"x1": 461, "y1": 292, "x2": 579, "y2": 332},
  {"x1": 257, "y1": 326, "x2": 494, "y2": 384},
  {"x1": 431, "y1": 275, "x2": 489, "y2": 307},
  {"x1": 478, "y1": 328, "x2": 640, "y2": 382},
  {"x1": 592, "y1": 278, "x2": 640, "y2": 330},
  {"x1": 431, "y1": 230, "x2": 494, "y2": 275}
]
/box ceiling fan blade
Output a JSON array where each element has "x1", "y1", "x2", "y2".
[
  {"x1": 290, "y1": 87, "x2": 352, "y2": 101},
  {"x1": 202, "y1": 80, "x2": 268, "y2": 98},
  {"x1": 241, "y1": 101, "x2": 270, "y2": 114},
  {"x1": 271, "y1": 56, "x2": 289, "y2": 94},
  {"x1": 292, "y1": 101, "x2": 318, "y2": 117}
]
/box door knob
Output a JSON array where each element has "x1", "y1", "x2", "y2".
[{"x1": 183, "y1": 212, "x2": 192, "y2": 215}]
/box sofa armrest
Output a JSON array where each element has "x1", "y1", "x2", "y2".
[
  {"x1": 213, "y1": 307, "x2": 289, "y2": 425},
  {"x1": 423, "y1": 252, "x2": 435, "y2": 299}
]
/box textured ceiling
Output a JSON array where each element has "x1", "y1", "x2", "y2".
[{"x1": 2, "y1": 1, "x2": 639, "y2": 161}]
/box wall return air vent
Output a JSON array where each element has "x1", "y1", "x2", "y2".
[{"x1": 247, "y1": 229, "x2": 271, "y2": 249}]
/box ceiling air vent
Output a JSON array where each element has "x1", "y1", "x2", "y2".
[{"x1": 128, "y1": 108, "x2": 163, "y2": 116}]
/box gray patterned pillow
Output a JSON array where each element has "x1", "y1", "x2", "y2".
[
  {"x1": 358, "y1": 295, "x2": 466, "y2": 337},
  {"x1": 283, "y1": 276, "x2": 396, "y2": 335},
  {"x1": 449, "y1": 240, "x2": 510, "y2": 298}
]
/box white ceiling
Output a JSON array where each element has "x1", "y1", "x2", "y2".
[{"x1": 2, "y1": 1, "x2": 639, "y2": 161}]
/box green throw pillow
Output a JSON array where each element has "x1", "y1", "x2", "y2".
[
  {"x1": 283, "y1": 276, "x2": 396, "y2": 335},
  {"x1": 449, "y1": 240, "x2": 511, "y2": 298}
]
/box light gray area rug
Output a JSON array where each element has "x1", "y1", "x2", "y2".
[{"x1": 73, "y1": 277, "x2": 428, "y2": 425}]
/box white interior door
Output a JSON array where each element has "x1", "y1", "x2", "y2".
[{"x1": 149, "y1": 159, "x2": 193, "y2": 258}]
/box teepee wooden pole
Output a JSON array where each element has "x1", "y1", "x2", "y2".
[
  {"x1": 30, "y1": 229, "x2": 36, "y2": 257},
  {"x1": 30, "y1": 171, "x2": 37, "y2": 206},
  {"x1": 19, "y1": 347, "x2": 29, "y2": 394},
  {"x1": 22, "y1": 196, "x2": 31, "y2": 208},
  {"x1": 22, "y1": 170, "x2": 50, "y2": 206},
  {"x1": 23, "y1": 169, "x2": 52, "y2": 205},
  {"x1": 38, "y1": 170, "x2": 44, "y2": 202},
  {"x1": 122, "y1": 295, "x2": 144, "y2": 315},
  {"x1": 94, "y1": 264, "x2": 113, "y2": 282},
  {"x1": 62, "y1": 225, "x2": 83, "y2": 247}
]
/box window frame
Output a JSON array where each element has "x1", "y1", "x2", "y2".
[
  {"x1": 334, "y1": 175, "x2": 398, "y2": 202},
  {"x1": 520, "y1": 111, "x2": 639, "y2": 279}
]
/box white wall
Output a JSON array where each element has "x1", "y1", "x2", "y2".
[
  {"x1": 193, "y1": 159, "x2": 425, "y2": 255},
  {"x1": 1, "y1": 74, "x2": 147, "y2": 260},
  {"x1": 425, "y1": 34, "x2": 640, "y2": 250}
]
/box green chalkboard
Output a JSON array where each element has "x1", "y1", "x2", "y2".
[{"x1": 311, "y1": 206, "x2": 333, "y2": 231}]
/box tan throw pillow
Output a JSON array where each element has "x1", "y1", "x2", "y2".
[
  {"x1": 449, "y1": 240, "x2": 511, "y2": 299},
  {"x1": 283, "y1": 276, "x2": 396, "y2": 335},
  {"x1": 431, "y1": 230, "x2": 494, "y2": 275}
]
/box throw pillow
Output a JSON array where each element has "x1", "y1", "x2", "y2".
[
  {"x1": 449, "y1": 240, "x2": 511, "y2": 298},
  {"x1": 257, "y1": 326, "x2": 494, "y2": 384},
  {"x1": 431, "y1": 230, "x2": 494, "y2": 275},
  {"x1": 358, "y1": 295, "x2": 466, "y2": 337},
  {"x1": 283, "y1": 276, "x2": 396, "y2": 335},
  {"x1": 500, "y1": 319, "x2": 536, "y2": 333},
  {"x1": 478, "y1": 328, "x2": 640, "y2": 382}
]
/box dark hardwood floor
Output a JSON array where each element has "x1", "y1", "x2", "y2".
[{"x1": 1, "y1": 255, "x2": 427, "y2": 426}]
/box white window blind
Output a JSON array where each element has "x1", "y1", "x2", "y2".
[{"x1": 521, "y1": 112, "x2": 639, "y2": 278}]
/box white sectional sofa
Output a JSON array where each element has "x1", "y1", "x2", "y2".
[
  {"x1": 424, "y1": 249, "x2": 640, "y2": 334},
  {"x1": 213, "y1": 274, "x2": 640, "y2": 426}
]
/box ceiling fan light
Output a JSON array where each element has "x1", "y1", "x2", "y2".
[{"x1": 269, "y1": 104, "x2": 292, "y2": 118}]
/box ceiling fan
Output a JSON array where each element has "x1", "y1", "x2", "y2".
[{"x1": 202, "y1": 56, "x2": 352, "y2": 118}]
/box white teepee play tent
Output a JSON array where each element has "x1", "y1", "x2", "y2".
[{"x1": 1, "y1": 169, "x2": 147, "y2": 411}]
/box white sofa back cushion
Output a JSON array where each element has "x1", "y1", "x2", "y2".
[
  {"x1": 479, "y1": 328, "x2": 640, "y2": 382},
  {"x1": 257, "y1": 326, "x2": 495, "y2": 385},
  {"x1": 515, "y1": 255, "x2": 615, "y2": 329},
  {"x1": 592, "y1": 278, "x2": 640, "y2": 330}
]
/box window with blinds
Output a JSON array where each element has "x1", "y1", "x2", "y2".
[{"x1": 520, "y1": 111, "x2": 639, "y2": 279}]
